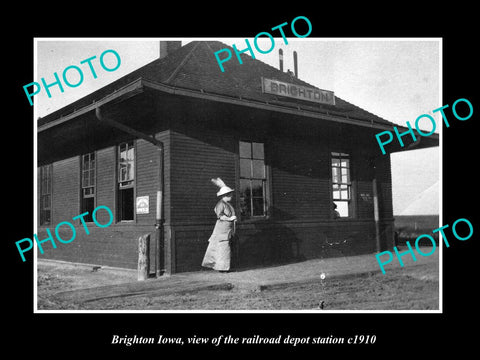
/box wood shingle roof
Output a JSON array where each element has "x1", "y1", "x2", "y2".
[{"x1": 39, "y1": 41, "x2": 395, "y2": 128}]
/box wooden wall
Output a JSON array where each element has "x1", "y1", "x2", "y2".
[
  {"x1": 37, "y1": 131, "x2": 169, "y2": 270},
  {"x1": 37, "y1": 113, "x2": 394, "y2": 273},
  {"x1": 168, "y1": 122, "x2": 394, "y2": 273}
]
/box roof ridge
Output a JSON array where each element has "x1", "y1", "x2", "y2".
[
  {"x1": 164, "y1": 41, "x2": 201, "y2": 85},
  {"x1": 39, "y1": 40, "x2": 396, "y2": 128}
]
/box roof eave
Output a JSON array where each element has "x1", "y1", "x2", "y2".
[
  {"x1": 38, "y1": 77, "x2": 412, "y2": 134},
  {"x1": 38, "y1": 78, "x2": 145, "y2": 132},
  {"x1": 141, "y1": 79, "x2": 401, "y2": 132},
  {"x1": 390, "y1": 131, "x2": 440, "y2": 153}
]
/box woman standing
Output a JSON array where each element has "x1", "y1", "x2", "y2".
[{"x1": 202, "y1": 178, "x2": 237, "y2": 272}]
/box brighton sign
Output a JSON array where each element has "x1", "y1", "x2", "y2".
[{"x1": 261, "y1": 77, "x2": 335, "y2": 106}]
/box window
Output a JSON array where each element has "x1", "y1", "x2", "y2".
[
  {"x1": 81, "y1": 152, "x2": 95, "y2": 222},
  {"x1": 117, "y1": 141, "x2": 135, "y2": 221},
  {"x1": 331, "y1": 152, "x2": 351, "y2": 217},
  {"x1": 39, "y1": 164, "x2": 52, "y2": 225},
  {"x1": 239, "y1": 141, "x2": 268, "y2": 218}
]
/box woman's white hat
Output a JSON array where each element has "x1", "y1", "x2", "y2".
[{"x1": 211, "y1": 178, "x2": 234, "y2": 197}]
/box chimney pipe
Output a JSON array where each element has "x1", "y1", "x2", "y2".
[
  {"x1": 279, "y1": 48, "x2": 284, "y2": 72},
  {"x1": 293, "y1": 51, "x2": 298, "y2": 78}
]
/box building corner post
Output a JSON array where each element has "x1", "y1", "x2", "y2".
[{"x1": 155, "y1": 137, "x2": 165, "y2": 277}]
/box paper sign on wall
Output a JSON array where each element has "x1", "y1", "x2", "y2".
[{"x1": 136, "y1": 196, "x2": 149, "y2": 214}]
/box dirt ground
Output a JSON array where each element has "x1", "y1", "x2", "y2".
[{"x1": 37, "y1": 254, "x2": 439, "y2": 311}]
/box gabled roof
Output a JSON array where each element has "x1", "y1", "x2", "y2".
[{"x1": 39, "y1": 41, "x2": 395, "y2": 128}]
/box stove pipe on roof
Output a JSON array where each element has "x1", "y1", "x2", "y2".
[
  {"x1": 293, "y1": 51, "x2": 298, "y2": 78},
  {"x1": 279, "y1": 48, "x2": 284, "y2": 72}
]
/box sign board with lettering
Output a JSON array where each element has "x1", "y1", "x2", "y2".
[
  {"x1": 136, "y1": 196, "x2": 149, "y2": 214},
  {"x1": 261, "y1": 77, "x2": 335, "y2": 106}
]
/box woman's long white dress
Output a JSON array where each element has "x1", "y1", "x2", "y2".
[{"x1": 201, "y1": 200, "x2": 235, "y2": 271}]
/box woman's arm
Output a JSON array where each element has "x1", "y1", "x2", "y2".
[
  {"x1": 215, "y1": 201, "x2": 236, "y2": 221},
  {"x1": 219, "y1": 215, "x2": 237, "y2": 221}
]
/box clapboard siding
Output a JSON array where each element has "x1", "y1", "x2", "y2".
[
  {"x1": 135, "y1": 138, "x2": 160, "y2": 225},
  {"x1": 38, "y1": 119, "x2": 395, "y2": 272},
  {"x1": 38, "y1": 132, "x2": 171, "y2": 270},
  {"x1": 354, "y1": 156, "x2": 375, "y2": 219},
  {"x1": 38, "y1": 224, "x2": 153, "y2": 269},
  {"x1": 167, "y1": 126, "x2": 395, "y2": 273},
  {"x1": 376, "y1": 155, "x2": 393, "y2": 219},
  {"x1": 170, "y1": 129, "x2": 236, "y2": 223},
  {"x1": 95, "y1": 146, "x2": 116, "y2": 225},
  {"x1": 270, "y1": 168, "x2": 331, "y2": 219},
  {"x1": 168, "y1": 126, "x2": 391, "y2": 223},
  {"x1": 269, "y1": 135, "x2": 333, "y2": 220},
  {"x1": 356, "y1": 180, "x2": 375, "y2": 218},
  {"x1": 173, "y1": 219, "x2": 387, "y2": 273},
  {"x1": 52, "y1": 157, "x2": 80, "y2": 223}
]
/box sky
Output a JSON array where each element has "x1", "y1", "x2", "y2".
[{"x1": 35, "y1": 38, "x2": 441, "y2": 215}]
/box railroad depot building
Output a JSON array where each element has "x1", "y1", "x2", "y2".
[{"x1": 37, "y1": 41, "x2": 439, "y2": 274}]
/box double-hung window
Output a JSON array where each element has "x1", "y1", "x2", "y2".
[
  {"x1": 331, "y1": 152, "x2": 351, "y2": 217},
  {"x1": 239, "y1": 141, "x2": 268, "y2": 218},
  {"x1": 39, "y1": 164, "x2": 52, "y2": 225},
  {"x1": 117, "y1": 141, "x2": 135, "y2": 221},
  {"x1": 81, "y1": 152, "x2": 95, "y2": 222}
]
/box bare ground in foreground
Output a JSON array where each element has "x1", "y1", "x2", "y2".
[{"x1": 37, "y1": 253, "x2": 439, "y2": 311}]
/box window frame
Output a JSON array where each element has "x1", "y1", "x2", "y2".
[
  {"x1": 237, "y1": 140, "x2": 271, "y2": 221},
  {"x1": 331, "y1": 151, "x2": 355, "y2": 219},
  {"x1": 80, "y1": 152, "x2": 96, "y2": 222},
  {"x1": 39, "y1": 164, "x2": 52, "y2": 226},
  {"x1": 116, "y1": 140, "x2": 136, "y2": 222}
]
